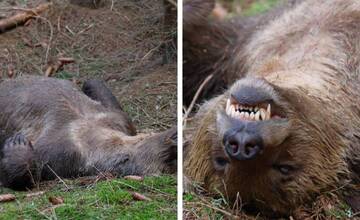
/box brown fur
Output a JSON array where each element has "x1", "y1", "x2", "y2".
[
  {"x1": 185, "y1": 0, "x2": 360, "y2": 216},
  {"x1": 70, "y1": 0, "x2": 105, "y2": 8},
  {"x1": 0, "y1": 76, "x2": 176, "y2": 190},
  {"x1": 183, "y1": 0, "x2": 301, "y2": 106}
]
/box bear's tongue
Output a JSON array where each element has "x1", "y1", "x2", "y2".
[{"x1": 225, "y1": 98, "x2": 271, "y2": 121}]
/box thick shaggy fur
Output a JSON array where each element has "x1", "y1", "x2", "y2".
[
  {"x1": 184, "y1": 0, "x2": 360, "y2": 216},
  {"x1": 183, "y1": 0, "x2": 301, "y2": 106},
  {"x1": 0, "y1": 76, "x2": 176, "y2": 190}
]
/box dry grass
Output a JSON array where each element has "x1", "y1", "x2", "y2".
[{"x1": 183, "y1": 181, "x2": 358, "y2": 219}]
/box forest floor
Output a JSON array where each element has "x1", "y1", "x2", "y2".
[{"x1": 0, "y1": 0, "x2": 177, "y2": 219}]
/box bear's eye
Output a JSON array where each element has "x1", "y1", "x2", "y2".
[
  {"x1": 273, "y1": 164, "x2": 295, "y2": 175},
  {"x1": 213, "y1": 157, "x2": 229, "y2": 171}
]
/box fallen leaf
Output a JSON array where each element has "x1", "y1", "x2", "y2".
[{"x1": 49, "y1": 196, "x2": 64, "y2": 205}]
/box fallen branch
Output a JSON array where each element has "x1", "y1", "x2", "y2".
[
  {"x1": 0, "y1": 3, "x2": 52, "y2": 33},
  {"x1": 0, "y1": 194, "x2": 16, "y2": 203}
]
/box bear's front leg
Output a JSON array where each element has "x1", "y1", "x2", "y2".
[{"x1": 0, "y1": 133, "x2": 37, "y2": 190}]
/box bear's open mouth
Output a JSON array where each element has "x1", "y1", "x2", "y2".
[{"x1": 225, "y1": 96, "x2": 281, "y2": 121}]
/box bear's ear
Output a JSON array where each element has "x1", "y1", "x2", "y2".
[
  {"x1": 160, "y1": 127, "x2": 177, "y2": 173},
  {"x1": 184, "y1": 0, "x2": 215, "y2": 27}
]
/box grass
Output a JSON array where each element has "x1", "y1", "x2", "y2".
[
  {"x1": 217, "y1": 0, "x2": 280, "y2": 17},
  {"x1": 183, "y1": 189, "x2": 355, "y2": 220},
  {"x1": 184, "y1": 193, "x2": 227, "y2": 219},
  {"x1": 0, "y1": 175, "x2": 177, "y2": 220},
  {"x1": 243, "y1": 0, "x2": 280, "y2": 16}
]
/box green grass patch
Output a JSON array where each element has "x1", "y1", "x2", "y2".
[
  {"x1": 326, "y1": 202, "x2": 354, "y2": 219},
  {"x1": 0, "y1": 175, "x2": 176, "y2": 220},
  {"x1": 243, "y1": 0, "x2": 280, "y2": 16},
  {"x1": 55, "y1": 71, "x2": 77, "y2": 80}
]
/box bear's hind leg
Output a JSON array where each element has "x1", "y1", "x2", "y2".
[{"x1": 82, "y1": 79, "x2": 122, "y2": 111}]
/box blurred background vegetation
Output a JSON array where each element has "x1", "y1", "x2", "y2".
[{"x1": 215, "y1": 0, "x2": 280, "y2": 17}]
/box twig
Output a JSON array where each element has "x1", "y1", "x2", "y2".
[
  {"x1": 140, "y1": 44, "x2": 162, "y2": 62},
  {"x1": 185, "y1": 201, "x2": 240, "y2": 219},
  {"x1": 183, "y1": 74, "x2": 213, "y2": 128},
  {"x1": 57, "y1": 16, "x2": 61, "y2": 33},
  {"x1": 76, "y1": 23, "x2": 94, "y2": 35},
  {"x1": 34, "y1": 15, "x2": 54, "y2": 66},
  {"x1": 110, "y1": 0, "x2": 114, "y2": 11},
  {"x1": 46, "y1": 165, "x2": 70, "y2": 190},
  {"x1": 65, "y1": 25, "x2": 75, "y2": 36}
]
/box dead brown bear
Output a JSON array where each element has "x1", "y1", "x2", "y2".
[
  {"x1": 184, "y1": 0, "x2": 360, "y2": 216},
  {"x1": 0, "y1": 76, "x2": 176, "y2": 190}
]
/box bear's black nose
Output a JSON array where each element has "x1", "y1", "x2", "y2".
[{"x1": 223, "y1": 127, "x2": 263, "y2": 160}]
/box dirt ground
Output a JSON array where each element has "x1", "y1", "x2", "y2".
[{"x1": 0, "y1": 0, "x2": 177, "y2": 132}]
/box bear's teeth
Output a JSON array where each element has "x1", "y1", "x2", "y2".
[
  {"x1": 239, "y1": 111, "x2": 245, "y2": 119},
  {"x1": 266, "y1": 104, "x2": 271, "y2": 119},
  {"x1": 260, "y1": 109, "x2": 266, "y2": 120},
  {"x1": 250, "y1": 112, "x2": 255, "y2": 120},
  {"x1": 225, "y1": 98, "x2": 272, "y2": 121},
  {"x1": 255, "y1": 111, "x2": 260, "y2": 121}
]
